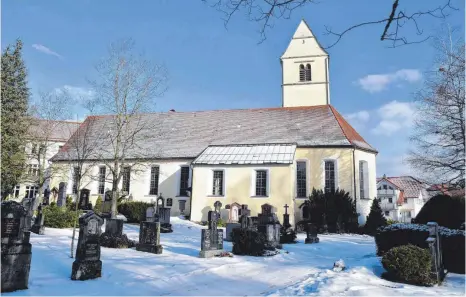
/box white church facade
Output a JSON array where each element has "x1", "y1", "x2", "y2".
[{"x1": 49, "y1": 20, "x2": 378, "y2": 225}]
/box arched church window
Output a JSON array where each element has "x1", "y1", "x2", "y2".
[
  {"x1": 299, "y1": 64, "x2": 305, "y2": 81},
  {"x1": 305, "y1": 64, "x2": 312, "y2": 81}
]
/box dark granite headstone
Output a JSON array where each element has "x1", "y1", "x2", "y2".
[
  {"x1": 100, "y1": 190, "x2": 112, "y2": 218},
  {"x1": 79, "y1": 189, "x2": 92, "y2": 210},
  {"x1": 136, "y1": 220, "x2": 163, "y2": 254},
  {"x1": 199, "y1": 203, "x2": 224, "y2": 258},
  {"x1": 257, "y1": 204, "x2": 281, "y2": 249},
  {"x1": 30, "y1": 205, "x2": 45, "y2": 235},
  {"x1": 1, "y1": 201, "x2": 32, "y2": 292},
  {"x1": 57, "y1": 182, "x2": 67, "y2": 207},
  {"x1": 156, "y1": 196, "x2": 172, "y2": 233},
  {"x1": 20, "y1": 198, "x2": 34, "y2": 231},
  {"x1": 105, "y1": 218, "x2": 123, "y2": 236},
  {"x1": 71, "y1": 211, "x2": 104, "y2": 281},
  {"x1": 283, "y1": 204, "x2": 291, "y2": 229},
  {"x1": 305, "y1": 223, "x2": 319, "y2": 244}
]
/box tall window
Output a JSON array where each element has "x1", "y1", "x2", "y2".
[
  {"x1": 27, "y1": 164, "x2": 39, "y2": 176},
  {"x1": 98, "y1": 166, "x2": 106, "y2": 195},
  {"x1": 299, "y1": 64, "x2": 305, "y2": 81},
  {"x1": 324, "y1": 160, "x2": 336, "y2": 193},
  {"x1": 14, "y1": 185, "x2": 20, "y2": 198},
  {"x1": 255, "y1": 170, "x2": 267, "y2": 196},
  {"x1": 212, "y1": 170, "x2": 224, "y2": 196},
  {"x1": 359, "y1": 161, "x2": 365, "y2": 199},
  {"x1": 179, "y1": 166, "x2": 189, "y2": 196},
  {"x1": 149, "y1": 166, "x2": 160, "y2": 195},
  {"x1": 72, "y1": 166, "x2": 80, "y2": 194},
  {"x1": 296, "y1": 161, "x2": 307, "y2": 198},
  {"x1": 305, "y1": 64, "x2": 312, "y2": 81},
  {"x1": 122, "y1": 166, "x2": 131, "y2": 193}
]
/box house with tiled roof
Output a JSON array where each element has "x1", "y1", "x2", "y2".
[
  {"x1": 50, "y1": 20, "x2": 378, "y2": 225},
  {"x1": 10, "y1": 119, "x2": 81, "y2": 201},
  {"x1": 376, "y1": 175, "x2": 430, "y2": 222}
]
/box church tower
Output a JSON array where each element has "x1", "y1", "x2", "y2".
[{"x1": 281, "y1": 20, "x2": 330, "y2": 107}]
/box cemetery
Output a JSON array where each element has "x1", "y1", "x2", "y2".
[{"x1": 1, "y1": 197, "x2": 465, "y2": 296}]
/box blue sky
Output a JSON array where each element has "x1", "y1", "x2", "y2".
[{"x1": 2, "y1": 0, "x2": 465, "y2": 177}]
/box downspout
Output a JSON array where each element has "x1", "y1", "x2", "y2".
[
  {"x1": 352, "y1": 148, "x2": 357, "y2": 210},
  {"x1": 325, "y1": 57, "x2": 330, "y2": 105}
]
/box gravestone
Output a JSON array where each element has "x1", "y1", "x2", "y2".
[
  {"x1": 257, "y1": 204, "x2": 281, "y2": 249},
  {"x1": 71, "y1": 211, "x2": 104, "y2": 281},
  {"x1": 30, "y1": 204, "x2": 45, "y2": 235},
  {"x1": 43, "y1": 188, "x2": 50, "y2": 205},
  {"x1": 20, "y1": 197, "x2": 34, "y2": 231},
  {"x1": 199, "y1": 201, "x2": 224, "y2": 258},
  {"x1": 426, "y1": 222, "x2": 445, "y2": 284},
  {"x1": 101, "y1": 190, "x2": 112, "y2": 218},
  {"x1": 283, "y1": 204, "x2": 291, "y2": 229},
  {"x1": 156, "y1": 196, "x2": 173, "y2": 233},
  {"x1": 57, "y1": 182, "x2": 67, "y2": 207},
  {"x1": 105, "y1": 218, "x2": 123, "y2": 236},
  {"x1": 280, "y1": 204, "x2": 297, "y2": 243},
  {"x1": 1, "y1": 201, "x2": 32, "y2": 292},
  {"x1": 145, "y1": 206, "x2": 156, "y2": 222},
  {"x1": 226, "y1": 204, "x2": 246, "y2": 241},
  {"x1": 305, "y1": 223, "x2": 320, "y2": 244},
  {"x1": 79, "y1": 189, "x2": 92, "y2": 210},
  {"x1": 136, "y1": 218, "x2": 163, "y2": 254}
]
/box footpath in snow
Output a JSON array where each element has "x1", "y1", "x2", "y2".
[{"x1": 4, "y1": 217, "x2": 465, "y2": 296}]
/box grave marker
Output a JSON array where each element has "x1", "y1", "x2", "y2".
[
  {"x1": 199, "y1": 201, "x2": 224, "y2": 258},
  {"x1": 30, "y1": 204, "x2": 45, "y2": 235},
  {"x1": 426, "y1": 222, "x2": 445, "y2": 284},
  {"x1": 71, "y1": 211, "x2": 104, "y2": 281},
  {"x1": 305, "y1": 223, "x2": 320, "y2": 244},
  {"x1": 1, "y1": 201, "x2": 32, "y2": 292}
]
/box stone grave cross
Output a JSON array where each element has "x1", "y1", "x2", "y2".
[
  {"x1": 426, "y1": 222, "x2": 445, "y2": 284},
  {"x1": 199, "y1": 202, "x2": 224, "y2": 258}
]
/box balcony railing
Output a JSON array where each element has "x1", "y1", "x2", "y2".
[{"x1": 377, "y1": 189, "x2": 396, "y2": 195}]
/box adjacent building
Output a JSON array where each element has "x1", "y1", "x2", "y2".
[
  {"x1": 49, "y1": 20, "x2": 378, "y2": 225},
  {"x1": 376, "y1": 175, "x2": 430, "y2": 222}
]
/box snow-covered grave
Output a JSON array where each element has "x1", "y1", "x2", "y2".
[{"x1": 4, "y1": 217, "x2": 464, "y2": 296}]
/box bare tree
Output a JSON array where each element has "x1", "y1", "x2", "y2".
[
  {"x1": 26, "y1": 90, "x2": 73, "y2": 209},
  {"x1": 60, "y1": 116, "x2": 101, "y2": 258},
  {"x1": 205, "y1": 0, "x2": 458, "y2": 47},
  {"x1": 87, "y1": 38, "x2": 169, "y2": 219},
  {"x1": 408, "y1": 27, "x2": 465, "y2": 186}
]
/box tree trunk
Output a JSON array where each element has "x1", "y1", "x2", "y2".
[{"x1": 70, "y1": 188, "x2": 80, "y2": 258}]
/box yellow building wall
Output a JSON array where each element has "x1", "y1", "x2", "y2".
[{"x1": 190, "y1": 164, "x2": 294, "y2": 224}]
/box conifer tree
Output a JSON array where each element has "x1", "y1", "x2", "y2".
[
  {"x1": 1, "y1": 39, "x2": 30, "y2": 199},
  {"x1": 365, "y1": 198, "x2": 387, "y2": 235}
]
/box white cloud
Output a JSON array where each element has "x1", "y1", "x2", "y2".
[
  {"x1": 54, "y1": 85, "x2": 95, "y2": 102},
  {"x1": 32, "y1": 44, "x2": 63, "y2": 59},
  {"x1": 344, "y1": 110, "x2": 370, "y2": 130},
  {"x1": 371, "y1": 100, "x2": 415, "y2": 136},
  {"x1": 356, "y1": 69, "x2": 422, "y2": 93}
]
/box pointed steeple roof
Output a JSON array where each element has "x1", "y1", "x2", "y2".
[{"x1": 292, "y1": 19, "x2": 314, "y2": 39}]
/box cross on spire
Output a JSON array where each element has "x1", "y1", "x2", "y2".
[{"x1": 284, "y1": 204, "x2": 289, "y2": 215}]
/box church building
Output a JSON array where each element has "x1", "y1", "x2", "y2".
[{"x1": 50, "y1": 20, "x2": 377, "y2": 225}]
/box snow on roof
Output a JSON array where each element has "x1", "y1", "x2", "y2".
[{"x1": 192, "y1": 144, "x2": 297, "y2": 165}]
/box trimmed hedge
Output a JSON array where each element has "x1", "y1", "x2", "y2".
[
  {"x1": 382, "y1": 245, "x2": 434, "y2": 286},
  {"x1": 375, "y1": 223, "x2": 465, "y2": 274},
  {"x1": 231, "y1": 228, "x2": 268, "y2": 256},
  {"x1": 43, "y1": 205, "x2": 82, "y2": 228},
  {"x1": 117, "y1": 201, "x2": 154, "y2": 223},
  {"x1": 414, "y1": 194, "x2": 465, "y2": 229}
]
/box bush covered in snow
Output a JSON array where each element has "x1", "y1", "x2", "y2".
[
  {"x1": 100, "y1": 232, "x2": 136, "y2": 249},
  {"x1": 414, "y1": 194, "x2": 465, "y2": 229},
  {"x1": 280, "y1": 227, "x2": 297, "y2": 244},
  {"x1": 376, "y1": 223, "x2": 465, "y2": 274},
  {"x1": 382, "y1": 244, "x2": 434, "y2": 286},
  {"x1": 231, "y1": 228, "x2": 269, "y2": 256},
  {"x1": 43, "y1": 205, "x2": 81, "y2": 228},
  {"x1": 117, "y1": 201, "x2": 154, "y2": 223}
]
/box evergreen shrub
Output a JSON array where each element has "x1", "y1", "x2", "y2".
[
  {"x1": 414, "y1": 194, "x2": 465, "y2": 229},
  {"x1": 43, "y1": 205, "x2": 81, "y2": 228},
  {"x1": 117, "y1": 201, "x2": 153, "y2": 223}
]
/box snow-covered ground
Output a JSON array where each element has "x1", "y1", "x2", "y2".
[{"x1": 4, "y1": 217, "x2": 465, "y2": 296}]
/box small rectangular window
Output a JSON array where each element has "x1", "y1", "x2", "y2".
[
  {"x1": 255, "y1": 170, "x2": 267, "y2": 196},
  {"x1": 384, "y1": 211, "x2": 389, "y2": 216},
  {"x1": 98, "y1": 166, "x2": 106, "y2": 195},
  {"x1": 212, "y1": 170, "x2": 224, "y2": 196},
  {"x1": 388, "y1": 197, "x2": 393, "y2": 203},
  {"x1": 296, "y1": 161, "x2": 307, "y2": 198},
  {"x1": 179, "y1": 166, "x2": 189, "y2": 196},
  {"x1": 404, "y1": 197, "x2": 408, "y2": 204},
  {"x1": 324, "y1": 161, "x2": 336, "y2": 193},
  {"x1": 149, "y1": 166, "x2": 160, "y2": 195},
  {"x1": 122, "y1": 167, "x2": 131, "y2": 193},
  {"x1": 14, "y1": 185, "x2": 20, "y2": 198}
]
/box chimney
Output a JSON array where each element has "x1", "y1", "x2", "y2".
[{"x1": 169, "y1": 109, "x2": 175, "y2": 112}]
